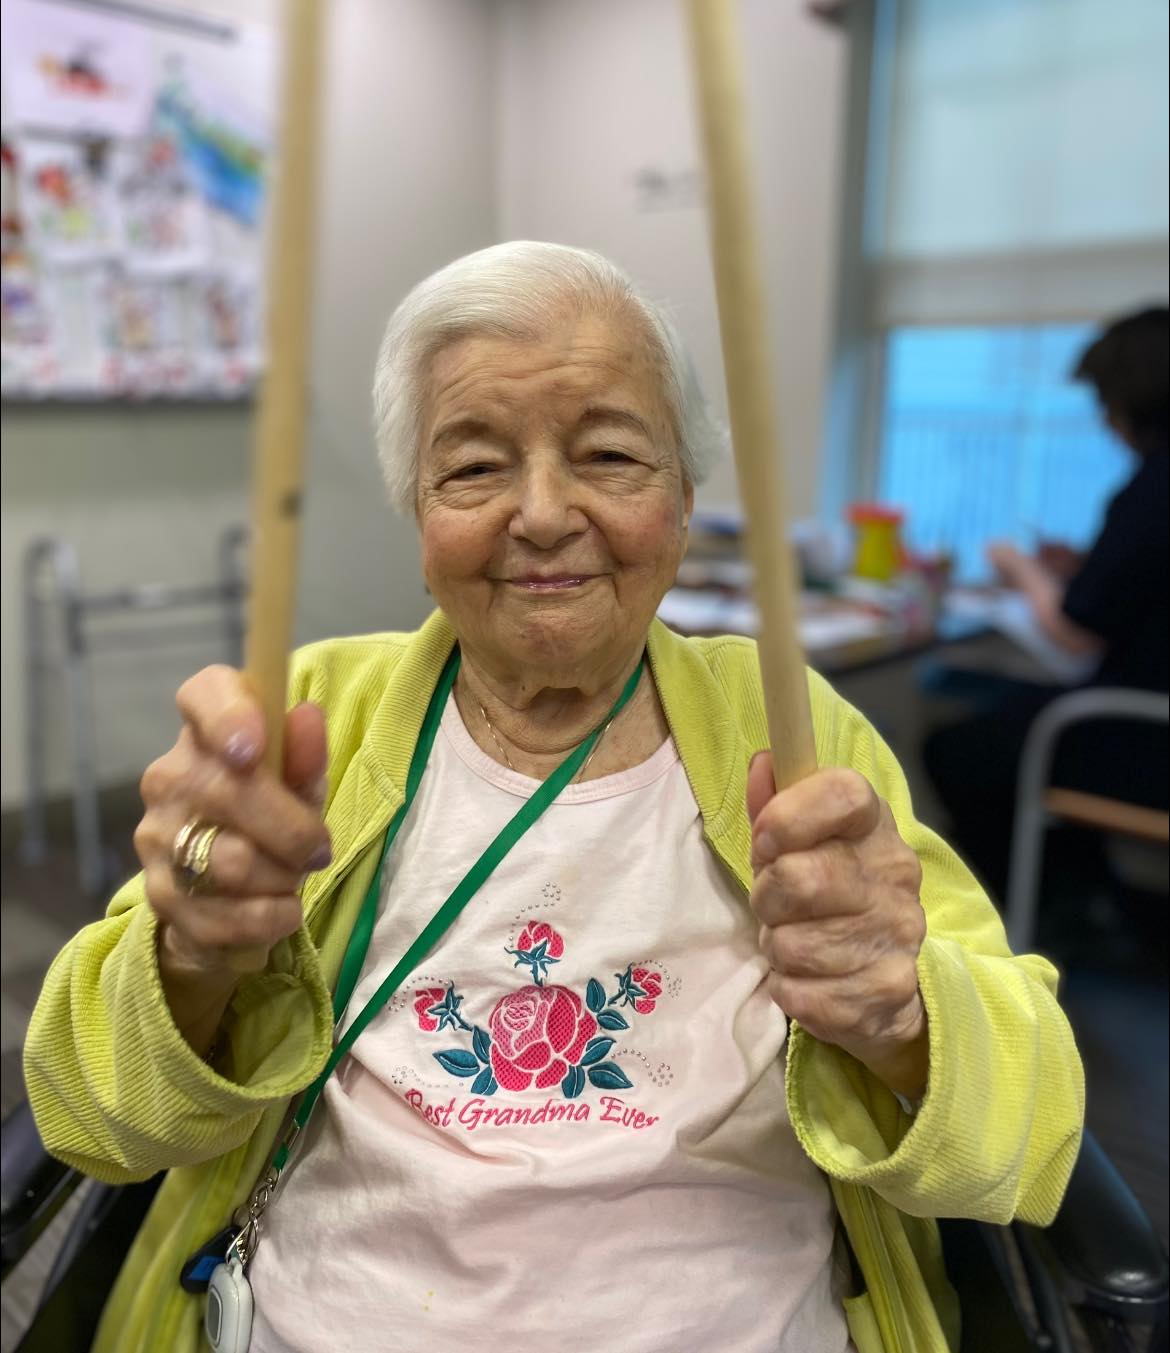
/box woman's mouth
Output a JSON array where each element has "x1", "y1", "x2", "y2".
[{"x1": 507, "y1": 574, "x2": 597, "y2": 592}]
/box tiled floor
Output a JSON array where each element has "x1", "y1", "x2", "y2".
[{"x1": 2, "y1": 816, "x2": 1166, "y2": 1349}]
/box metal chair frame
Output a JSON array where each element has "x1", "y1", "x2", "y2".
[{"x1": 1004, "y1": 687, "x2": 1170, "y2": 953}]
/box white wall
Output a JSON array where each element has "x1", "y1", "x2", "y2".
[
  {"x1": 0, "y1": 0, "x2": 497, "y2": 808},
  {"x1": 1, "y1": 0, "x2": 846, "y2": 809},
  {"x1": 495, "y1": 0, "x2": 846, "y2": 515},
  {"x1": 296, "y1": 0, "x2": 497, "y2": 646}
]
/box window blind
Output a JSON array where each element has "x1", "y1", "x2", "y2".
[{"x1": 875, "y1": 0, "x2": 1169, "y2": 325}]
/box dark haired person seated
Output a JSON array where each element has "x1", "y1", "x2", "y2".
[{"x1": 925, "y1": 306, "x2": 1169, "y2": 903}]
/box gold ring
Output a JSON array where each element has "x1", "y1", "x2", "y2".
[
  {"x1": 172, "y1": 819, "x2": 222, "y2": 896},
  {"x1": 171, "y1": 818, "x2": 199, "y2": 866}
]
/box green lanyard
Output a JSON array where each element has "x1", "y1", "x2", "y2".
[{"x1": 270, "y1": 646, "x2": 644, "y2": 1172}]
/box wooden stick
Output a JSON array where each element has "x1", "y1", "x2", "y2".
[
  {"x1": 684, "y1": 0, "x2": 818, "y2": 788},
  {"x1": 236, "y1": 0, "x2": 324, "y2": 969}
]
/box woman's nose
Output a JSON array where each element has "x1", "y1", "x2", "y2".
[{"x1": 509, "y1": 457, "x2": 586, "y2": 548}]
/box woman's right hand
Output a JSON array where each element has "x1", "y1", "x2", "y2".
[{"x1": 136, "y1": 665, "x2": 333, "y2": 986}]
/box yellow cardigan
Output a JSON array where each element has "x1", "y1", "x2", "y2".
[{"x1": 24, "y1": 612, "x2": 1084, "y2": 1353}]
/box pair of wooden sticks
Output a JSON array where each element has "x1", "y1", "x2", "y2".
[{"x1": 242, "y1": 1, "x2": 815, "y2": 949}]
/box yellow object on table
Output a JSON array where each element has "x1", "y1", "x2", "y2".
[{"x1": 848, "y1": 504, "x2": 905, "y2": 582}]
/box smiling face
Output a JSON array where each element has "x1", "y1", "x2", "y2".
[{"x1": 415, "y1": 309, "x2": 693, "y2": 691}]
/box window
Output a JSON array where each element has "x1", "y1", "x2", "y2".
[
  {"x1": 878, "y1": 324, "x2": 1131, "y2": 581},
  {"x1": 878, "y1": 0, "x2": 1168, "y2": 322},
  {"x1": 822, "y1": 0, "x2": 1166, "y2": 572}
]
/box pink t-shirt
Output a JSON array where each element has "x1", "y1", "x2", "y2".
[{"x1": 249, "y1": 697, "x2": 851, "y2": 1352}]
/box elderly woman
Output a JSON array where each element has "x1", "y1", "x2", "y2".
[{"x1": 26, "y1": 243, "x2": 1082, "y2": 1353}]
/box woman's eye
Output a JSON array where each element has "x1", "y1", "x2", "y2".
[
  {"x1": 589, "y1": 450, "x2": 634, "y2": 464},
  {"x1": 452, "y1": 463, "x2": 496, "y2": 479}
]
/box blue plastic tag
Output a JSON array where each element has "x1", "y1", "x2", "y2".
[{"x1": 180, "y1": 1224, "x2": 240, "y2": 1294}]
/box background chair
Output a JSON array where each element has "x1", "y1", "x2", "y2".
[
  {"x1": 3, "y1": 1093, "x2": 1167, "y2": 1352},
  {"x1": 1004, "y1": 687, "x2": 1169, "y2": 954}
]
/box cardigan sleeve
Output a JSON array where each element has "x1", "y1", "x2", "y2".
[
  {"x1": 785, "y1": 678, "x2": 1085, "y2": 1226},
  {"x1": 22, "y1": 873, "x2": 334, "y2": 1185},
  {"x1": 23, "y1": 659, "x2": 335, "y2": 1186}
]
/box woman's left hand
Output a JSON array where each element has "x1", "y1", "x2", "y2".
[
  {"x1": 987, "y1": 540, "x2": 1039, "y2": 587},
  {"x1": 747, "y1": 754, "x2": 929, "y2": 1101}
]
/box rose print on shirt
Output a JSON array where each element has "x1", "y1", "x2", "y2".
[
  {"x1": 488, "y1": 985, "x2": 596, "y2": 1091},
  {"x1": 418, "y1": 930, "x2": 662, "y2": 1099},
  {"x1": 611, "y1": 964, "x2": 663, "y2": 1015},
  {"x1": 413, "y1": 983, "x2": 471, "y2": 1033},
  {"x1": 505, "y1": 922, "x2": 564, "y2": 985}
]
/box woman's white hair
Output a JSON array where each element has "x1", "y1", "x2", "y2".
[{"x1": 372, "y1": 240, "x2": 726, "y2": 512}]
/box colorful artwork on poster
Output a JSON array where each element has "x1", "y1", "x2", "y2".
[
  {"x1": 0, "y1": 0, "x2": 154, "y2": 138},
  {"x1": 195, "y1": 269, "x2": 262, "y2": 391},
  {"x1": 117, "y1": 136, "x2": 208, "y2": 275},
  {"x1": 202, "y1": 271, "x2": 257, "y2": 352},
  {"x1": 154, "y1": 64, "x2": 267, "y2": 228},
  {"x1": 96, "y1": 272, "x2": 196, "y2": 396},
  {"x1": 20, "y1": 139, "x2": 119, "y2": 265},
  {"x1": 4, "y1": 134, "x2": 52, "y2": 390},
  {"x1": 1, "y1": 243, "x2": 50, "y2": 348},
  {"x1": 101, "y1": 274, "x2": 183, "y2": 353},
  {"x1": 0, "y1": 4, "x2": 273, "y2": 398}
]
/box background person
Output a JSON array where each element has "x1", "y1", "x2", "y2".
[{"x1": 925, "y1": 306, "x2": 1169, "y2": 902}]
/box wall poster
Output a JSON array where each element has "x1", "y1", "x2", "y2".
[{"x1": 0, "y1": 0, "x2": 277, "y2": 399}]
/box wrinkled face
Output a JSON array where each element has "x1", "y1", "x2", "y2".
[{"x1": 416, "y1": 310, "x2": 693, "y2": 687}]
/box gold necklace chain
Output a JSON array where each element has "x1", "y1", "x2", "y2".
[
  {"x1": 474, "y1": 698, "x2": 518, "y2": 771},
  {"x1": 473, "y1": 697, "x2": 624, "y2": 783}
]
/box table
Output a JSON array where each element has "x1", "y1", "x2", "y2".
[{"x1": 657, "y1": 583, "x2": 986, "y2": 678}]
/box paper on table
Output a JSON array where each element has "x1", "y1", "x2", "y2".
[
  {"x1": 657, "y1": 589, "x2": 759, "y2": 635},
  {"x1": 798, "y1": 610, "x2": 887, "y2": 650},
  {"x1": 944, "y1": 589, "x2": 1096, "y2": 686},
  {"x1": 658, "y1": 589, "x2": 889, "y2": 651}
]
